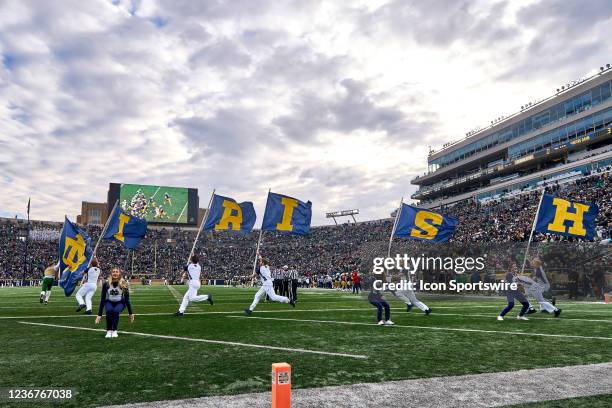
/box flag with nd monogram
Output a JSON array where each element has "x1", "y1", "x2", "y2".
[{"x1": 58, "y1": 217, "x2": 93, "y2": 296}]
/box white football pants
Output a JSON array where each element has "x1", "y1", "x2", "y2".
[
  {"x1": 394, "y1": 290, "x2": 429, "y2": 311},
  {"x1": 527, "y1": 283, "x2": 557, "y2": 313},
  {"x1": 179, "y1": 281, "x2": 209, "y2": 313},
  {"x1": 76, "y1": 283, "x2": 97, "y2": 311},
  {"x1": 249, "y1": 282, "x2": 289, "y2": 311}
]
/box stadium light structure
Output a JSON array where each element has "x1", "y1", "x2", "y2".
[{"x1": 326, "y1": 209, "x2": 359, "y2": 225}]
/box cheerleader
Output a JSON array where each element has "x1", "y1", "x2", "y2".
[{"x1": 95, "y1": 267, "x2": 134, "y2": 338}]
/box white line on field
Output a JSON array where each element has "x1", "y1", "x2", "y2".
[
  {"x1": 151, "y1": 186, "x2": 161, "y2": 200},
  {"x1": 177, "y1": 202, "x2": 188, "y2": 222},
  {"x1": 17, "y1": 321, "x2": 367, "y2": 359},
  {"x1": 166, "y1": 285, "x2": 202, "y2": 311},
  {"x1": 227, "y1": 316, "x2": 612, "y2": 341},
  {"x1": 424, "y1": 311, "x2": 612, "y2": 323},
  {"x1": 2, "y1": 307, "x2": 612, "y2": 323},
  {"x1": 0, "y1": 308, "x2": 371, "y2": 319}
]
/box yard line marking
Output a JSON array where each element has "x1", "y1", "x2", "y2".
[
  {"x1": 166, "y1": 285, "x2": 201, "y2": 311},
  {"x1": 228, "y1": 316, "x2": 612, "y2": 341},
  {"x1": 177, "y1": 201, "x2": 188, "y2": 222},
  {"x1": 420, "y1": 311, "x2": 612, "y2": 324},
  {"x1": 17, "y1": 321, "x2": 367, "y2": 359},
  {"x1": 151, "y1": 186, "x2": 161, "y2": 200},
  {"x1": 0, "y1": 308, "x2": 375, "y2": 319}
]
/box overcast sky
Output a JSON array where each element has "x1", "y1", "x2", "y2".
[{"x1": 1, "y1": 0, "x2": 610, "y2": 225}]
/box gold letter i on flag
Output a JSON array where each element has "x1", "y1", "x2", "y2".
[{"x1": 276, "y1": 197, "x2": 298, "y2": 231}]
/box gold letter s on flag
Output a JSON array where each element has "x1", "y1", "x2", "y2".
[{"x1": 410, "y1": 211, "x2": 443, "y2": 240}]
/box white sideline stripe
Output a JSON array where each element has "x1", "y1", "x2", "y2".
[
  {"x1": 17, "y1": 321, "x2": 367, "y2": 359},
  {"x1": 2, "y1": 307, "x2": 612, "y2": 322},
  {"x1": 228, "y1": 316, "x2": 612, "y2": 341}
]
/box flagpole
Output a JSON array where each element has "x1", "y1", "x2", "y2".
[
  {"x1": 23, "y1": 198, "x2": 31, "y2": 286},
  {"x1": 519, "y1": 189, "x2": 546, "y2": 275},
  {"x1": 90, "y1": 200, "x2": 119, "y2": 267},
  {"x1": 387, "y1": 197, "x2": 404, "y2": 258},
  {"x1": 252, "y1": 188, "x2": 271, "y2": 274},
  {"x1": 252, "y1": 230, "x2": 265, "y2": 274},
  {"x1": 188, "y1": 189, "x2": 216, "y2": 263}
]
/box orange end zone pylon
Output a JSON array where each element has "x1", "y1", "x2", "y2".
[{"x1": 271, "y1": 362, "x2": 291, "y2": 408}]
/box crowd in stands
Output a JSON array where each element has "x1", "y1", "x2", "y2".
[{"x1": 1, "y1": 171, "x2": 610, "y2": 297}]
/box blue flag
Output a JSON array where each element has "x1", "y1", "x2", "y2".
[
  {"x1": 58, "y1": 217, "x2": 93, "y2": 296},
  {"x1": 203, "y1": 194, "x2": 256, "y2": 234},
  {"x1": 394, "y1": 203, "x2": 458, "y2": 243},
  {"x1": 261, "y1": 192, "x2": 312, "y2": 235},
  {"x1": 103, "y1": 205, "x2": 148, "y2": 250},
  {"x1": 534, "y1": 194, "x2": 599, "y2": 240}
]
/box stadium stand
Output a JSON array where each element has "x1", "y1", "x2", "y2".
[{"x1": 1, "y1": 171, "x2": 610, "y2": 297}]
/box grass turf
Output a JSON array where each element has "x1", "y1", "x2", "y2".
[{"x1": 0, "y1": 285, "x2": 611, "y2": 407}]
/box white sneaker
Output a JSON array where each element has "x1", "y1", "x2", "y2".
[
  {"x1": 517, "y1": 316, "x2": 529, "y2": 321},
  {"x1": 377, "y1": 320, "x2": 385, "y2": 325},
  {"x1": 105, "y1": 331, "x2": 112, "y2": 338},
  {"x1": 111, "y1": 331, "x2": 118, "y2": 338},
  {"x1": 497, "y1": 316, "x2": 504, "y2": 321},
  {"x1": 385, "y1": 320, "x2": 395, "y2": 326}
]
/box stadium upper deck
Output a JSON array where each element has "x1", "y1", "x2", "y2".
[{"x1": 412, "y1": 67, "x2": 612, "y2": 208}]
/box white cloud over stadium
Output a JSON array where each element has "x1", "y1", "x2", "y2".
[{"x1": 0, "y1": 0, "x2": 610, "y2": 224}]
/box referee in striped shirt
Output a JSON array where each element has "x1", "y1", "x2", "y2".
[{"x1": 288, "y1": 267, "x2": 299, "y2": 301}]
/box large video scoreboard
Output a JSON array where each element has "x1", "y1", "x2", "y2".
[{"x1": 107, "y1": 183, "x2": 199, "y2": 225}]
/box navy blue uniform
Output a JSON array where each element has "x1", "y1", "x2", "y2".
[
  {"x1": 500, "y1": 272, "x2": 529, "y2": 317},
  {"x1": 97, "y1": 281, "x2": 133, "y2": 331},
  {"x1": 368, "y1": 281, "x2": 390, "y2": 322}
]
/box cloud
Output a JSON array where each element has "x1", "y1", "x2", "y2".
[
  {"x1": 0, "y1": 0, "x2": 609, "y2": 225},
  {"x1": 495, "y1": 0, "x2": 612, "y2": 81},
  {"x1": 173, "y1": 107, "x2": 281, "y2": 156},
  {"x1": 274, "y1": 78, "x2": 438, "y2": 144},
  {"x1": 358, "y1": 0, "x2": 515, "y2": 48}
]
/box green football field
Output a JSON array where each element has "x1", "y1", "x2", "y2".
[
  {"x1": 119, "y1": 184, "x2": 188, "y2": 223},
  {"x1": 1, "y1": 286, "x2": 611, "y2": 407}
]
